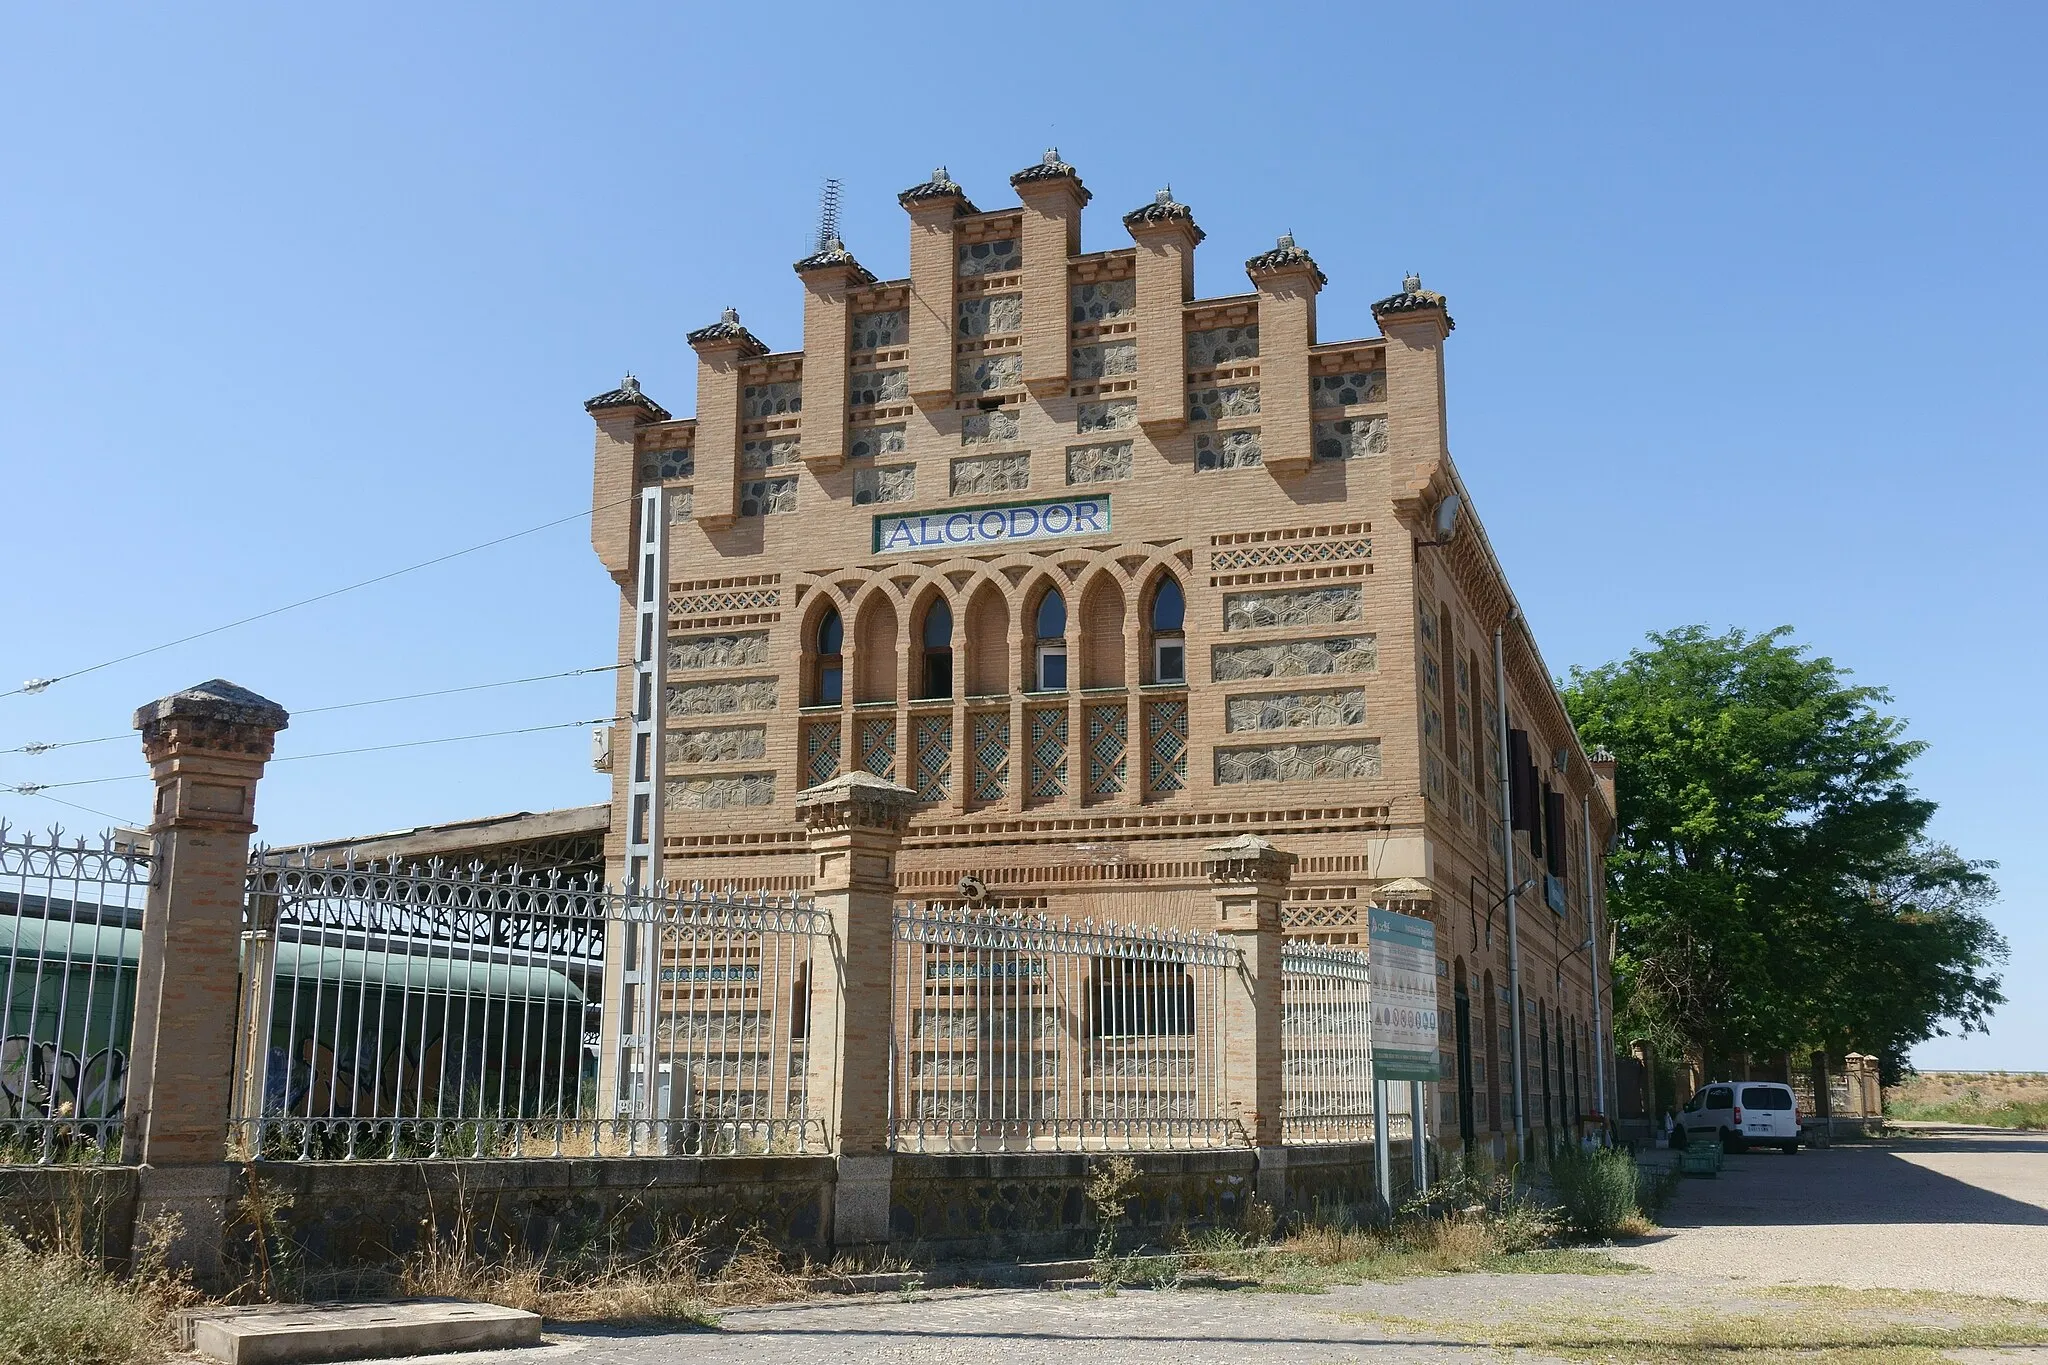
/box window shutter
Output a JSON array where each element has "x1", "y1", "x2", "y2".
[
  {"x1": 1545, "y1": 788, "x2": 1567, "y2": 876},
  {"x1": 1508, "y1": 728, "x2": 1534, "y2": 831}
]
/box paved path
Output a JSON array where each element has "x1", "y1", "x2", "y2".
[
  {"x1": 1615, "y1": 1128, "x2": 2048, "y2": 1298},
  {"x1": 358, "y1": 1132, "x2": 2048, "y2": 1363}
]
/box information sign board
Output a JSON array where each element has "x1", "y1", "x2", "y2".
[{"x1": 1368, "y1": 907, "x2": 1441, "y2": 1082}]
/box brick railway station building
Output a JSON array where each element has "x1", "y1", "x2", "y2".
[{"x1": 584, "y1": 152, "x2": 1618, "y2": 1150}]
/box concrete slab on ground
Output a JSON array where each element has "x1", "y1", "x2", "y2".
[{"x1": 182, "y1": 1298, "x2": 541, "y2": 1365}]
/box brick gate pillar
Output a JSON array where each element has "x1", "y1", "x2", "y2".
[
  {"x1": 796, "y1": 771, "x2": 916, "y2": 1251},
  {"x1": 123, "y1": 679, "x2": 288, "y2": 1275},
  {"x1": 1204, "y1": 835, "x2": 1294, "y2": 1203}
]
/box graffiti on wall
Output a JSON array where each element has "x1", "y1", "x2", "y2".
[
  {"x1": 0, "y1": 1036, "x2": 127, "y2": 1122},
  {"x1": 263, "y1": 1033, "x2": 503, "y2": 1119}
]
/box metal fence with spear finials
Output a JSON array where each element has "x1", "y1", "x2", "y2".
[
  {"x1": 0, "y1": 822, "x2": 151, "y2": 1164},
  {"x1": 888, "y1": 901, "x2": 1241, "y2": 1152},
  {"x1": 234, "y1": 850, "x2": 828, "y2": 1160}
]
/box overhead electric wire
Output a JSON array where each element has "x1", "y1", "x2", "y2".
[
  {"x1": 4, "y1": 495, "x2": 636, "y2": 701},
  {"x1": 268, "y1": 715, "x2": 622, "y2": 764},
  {"x1": 296, "y1": 664, "x2": 622, "y2": 717},
  {"x1": 1, "y1": 662, "x2": 624, "y2": 755},
  {"x1": 2, "y1": 714, "x2": 621, "y2": 796},
  {"x1": 1, "y1": 789, "x2": 146, "y2": 828}
]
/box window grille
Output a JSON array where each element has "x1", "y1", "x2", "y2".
[
  {"x1": 1145, "y1": 700, "x2": 1188, "y2": 794},
  {"x1": 1086, "y1": 705, "x2": 1127, "y2": 798},
  {"x1": 803, "y1": 720, "x2": 842, "y2": 788},
  {"x1": 915, "y1": 715, "x2": 953, "y2": 803},
  {"x1": 1028, "y1": 707, "x2": 1068, "y2": 800},
  {"x1": 970, "y1": 712, "x2": 1010, "y2": 804},
  {"x1": 857, "y1": 717, "x2": 897, "y2": 781}
]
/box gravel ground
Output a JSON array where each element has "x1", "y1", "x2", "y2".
[
  {"x1": 1614, "y1": 1128, "x2": 2048, "y2": 1299},
  {"x1": 354, "y1": 1130, "x2": 2048, "y2": 1363},
  {"x1": 322, "y1": 1275, "x2": 1729, "y2": 1365}
]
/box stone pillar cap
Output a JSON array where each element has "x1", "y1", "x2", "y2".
[
  {"x1": 798, "y1": 770, "x2": 916, "y2": 801},
  {"x1": 132, "y1": 679, "x2": 289, "y2": 733},
  {"x1": 796, "y1": 771, "x2": 918, "y2": 830},
  {"x1": 1202, "y1": 834, "x2": 1297, "y2": 877}
]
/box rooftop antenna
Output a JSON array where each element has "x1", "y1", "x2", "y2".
[{"x1": 815, "y1": 177, "x2": 843, "y2": 252}]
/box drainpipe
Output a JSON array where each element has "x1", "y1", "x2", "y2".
[
  {"x1": 1494, "y1": 618, "x2": 1526, "y2": 1155},
  {"x1": 1584, "y1": 793, "x2": 1606, "y2": 1124}
]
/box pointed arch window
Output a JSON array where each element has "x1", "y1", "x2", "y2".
[
  {"x1": 921, "y1": 600, "x2": 954, "y2": 699},
  {"x1": 1149, "y1": 578, "x2": 1186, "y2": 684},
  {"x1": 814, "y1": 607, "x2": 844, "y2": 705},
  {"x1": 1033, "y1": 588, "x2": 1068, "y2": 692}
]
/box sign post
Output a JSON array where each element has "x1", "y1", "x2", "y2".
[{"x1": 1370, "y1": 907, "x2": 1441, "y2": 1206}]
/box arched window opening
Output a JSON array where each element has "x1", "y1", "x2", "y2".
[
  {"x1": 853, "y1": 595, "x2": 898, "y2": 704},
  {"x1": 1088, "y1": 958, "x2": 1194, "y2": 1038},
  {"x1": 921, "y1": 600, "x2": 953, "y2": 699},
  {"x1": 1078, "y1": 576, "x2": 1126, "y2": 689},
  {"x1": 1033, "y1": 589, "x2": 1067, "y2": 692},
  {"x1": 813, "y1": 607, "x2": 844, "y2": 705},
  {"x1": 1452, "y1": 963, "x2": 1476, "y2": 1149},
  {"x1": 1149, "y1": 578, "x2": 1186, "y2": 684}
]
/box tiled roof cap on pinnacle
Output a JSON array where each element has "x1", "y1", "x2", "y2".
[
  {"x1": 793, "y1": 236, "x2": 878, "y2": 284},
  {"x1": 686, "y1": 307, "x2": 770, "y2": 355},
  {"x1": 898, "y1": 166, "x2": 979, "y2": 214},
  {"x1": 1371, "y1": 272, "x2": 1455, "y2": 331},
  {"x1": 1009, "y1": 146, "x2": 1092, "y2": 203},
  {"x1": 1122, "y1": 186, "x2": 1205, "y2": 243},
  {"x1": 1244, "y1": 232, "x2": 1328, "y2": 287},
  {"x1": 584, "y1": 372, "x2": 673, "y2": 421}
]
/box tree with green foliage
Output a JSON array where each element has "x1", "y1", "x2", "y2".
[{"x1": 1561, "y1": 626, "x2": 2006, "y2": 1077}]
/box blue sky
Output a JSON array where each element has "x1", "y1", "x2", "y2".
[{"x1": 2, "y1": 4, "x2": 2041, "y2": 1067}]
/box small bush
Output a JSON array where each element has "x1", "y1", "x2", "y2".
[
  {"x1": 1409, "y1": 1215, "x2": 1496, "y2": 1271},
  {"x1": 1546, "y1": 1145, "x2": 1642, "y2": 1239},
  {"x1": 1485, "y1": 1189, "x2": 1561, "y2": 1253},
  {"x1": 1085, "y1": 1155, "x2": 1142, "y2": 1291}
]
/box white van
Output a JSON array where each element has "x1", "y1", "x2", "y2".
[{"x1": 1679, "y1": 1081, "x2": 1800, "y2": 1153}]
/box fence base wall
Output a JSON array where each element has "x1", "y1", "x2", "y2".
[
  {"x1": 888, "y1": 1149, "x2": 1258, "y2": 1262},
  {"x1": 1283, "y1": 1139, "x2": 1409, "y2": 1220},
  {"x1": 0, "y1": 1166, "x2": 139, "y2": 1266},
  {"x1": 0, "y1": 1144, "x2": 1420, "y2": 1278},
  {"x1": 240, "y1": 1157, "x2": 837, "y2": 1274}
]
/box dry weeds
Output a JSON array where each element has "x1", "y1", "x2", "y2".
[
  {"x1": 0, "y1": 1214, "x2": 200, "y2": 1365},
  {"x1": 1341, "y1": 1284, "x2": 2048, "y2": 1363},
  {"x1": 396, "y1": 1227, "x2": 815, "y2": 1326},
  {"x1": 1176, "y1": 1208, "x2": 1635, "y2": 1292},
  {"x1": 1886, "y1": 1069, "x2": 2048, "y2": 1129}
]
